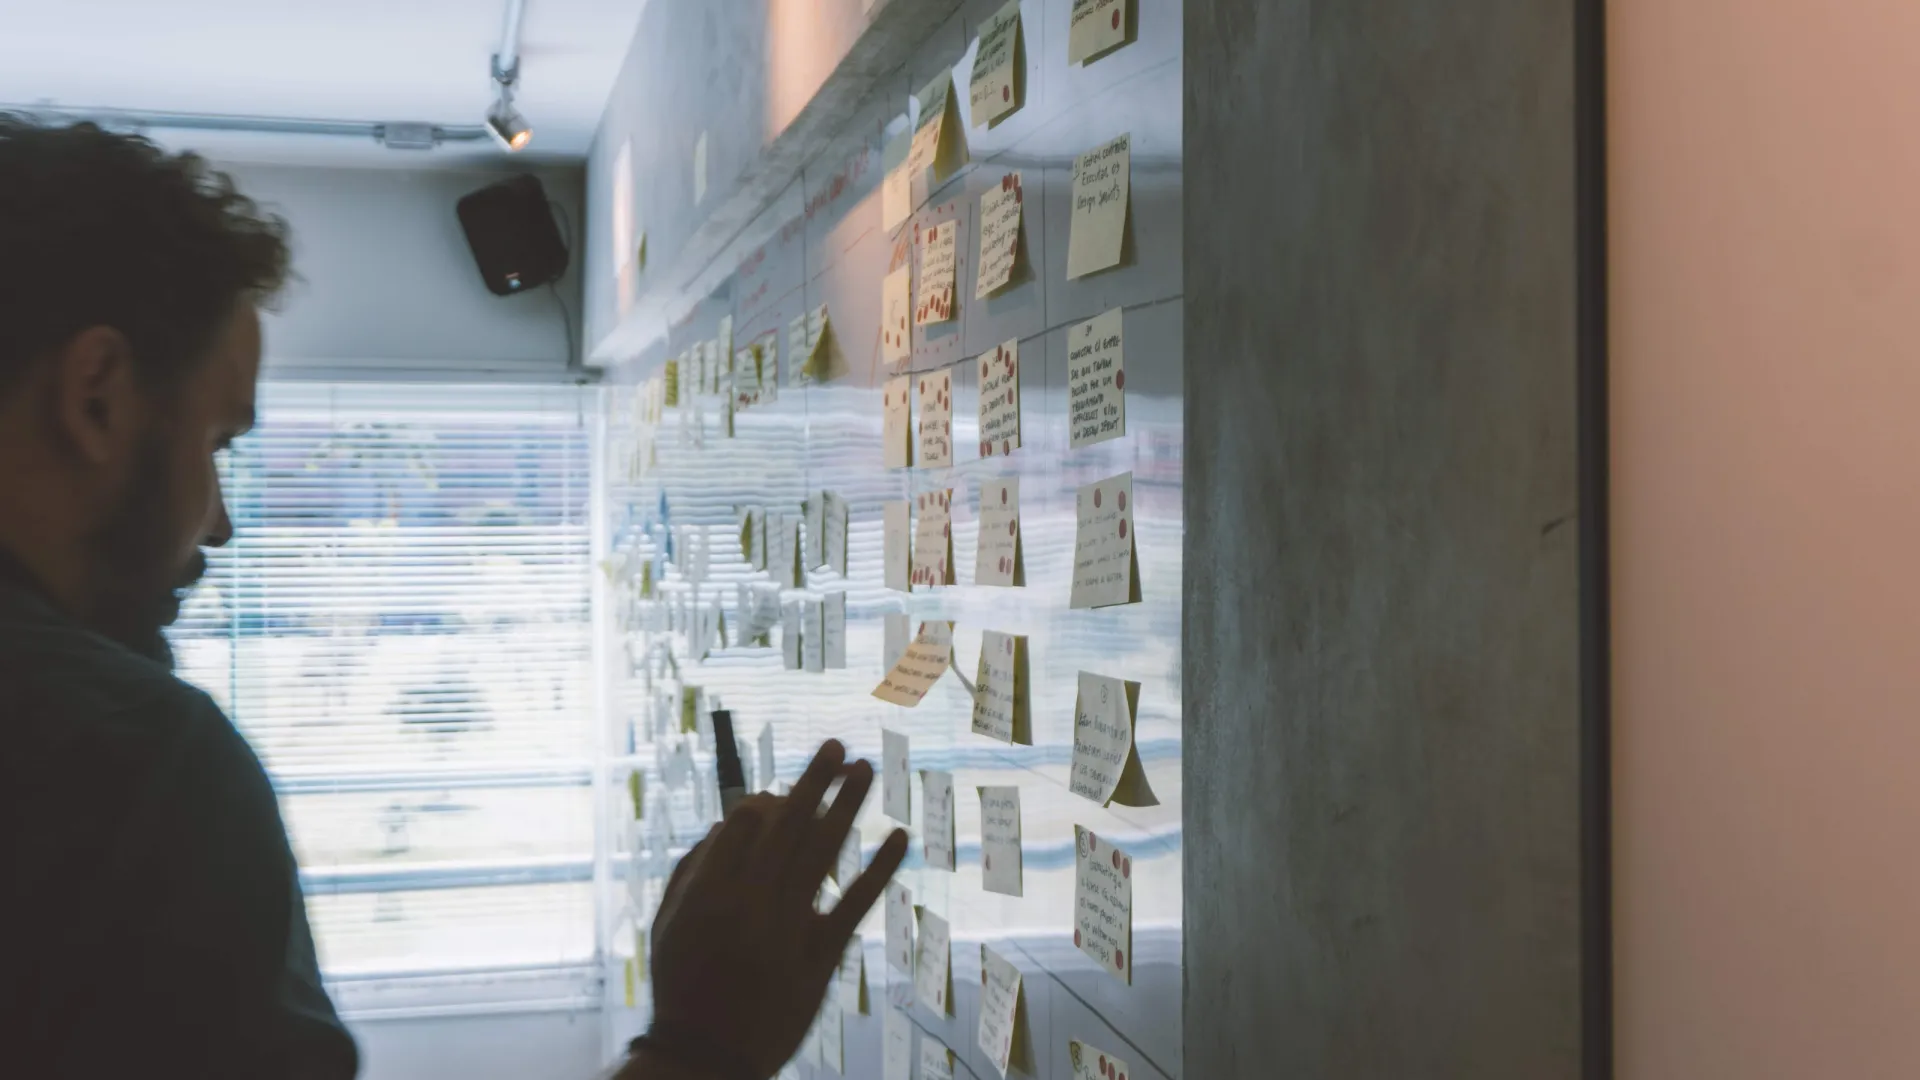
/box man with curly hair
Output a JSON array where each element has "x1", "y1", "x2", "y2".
[{"x1": 0, "y1": 117, "x2": 906, "y2": 1080}]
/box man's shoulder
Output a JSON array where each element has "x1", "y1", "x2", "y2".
[{"x1": 0, "y1": 590, "x2": 227, "y2": 768}]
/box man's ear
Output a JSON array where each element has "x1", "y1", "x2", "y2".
[{"x1": 49, "y1": 326, "x2": 142, "y2": 465}]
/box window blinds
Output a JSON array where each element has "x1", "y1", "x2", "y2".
[{"x1": 168, "y1": 382, "x2": 600, "y2": 992}]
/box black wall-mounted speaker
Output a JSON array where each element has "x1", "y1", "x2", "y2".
[{"x1": 455, "y1": 174, "x2": 569, "y2": 297}]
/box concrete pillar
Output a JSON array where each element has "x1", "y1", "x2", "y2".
[{"x1": 1182, "y1": 1, "x2": 1596, "y2": 1075}]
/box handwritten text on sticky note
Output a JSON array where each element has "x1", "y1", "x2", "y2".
[
  {"x1": 1067, "y1": 308, "x2": 1125, "y2": 448},
  {"x1": 977, "y1": 340, "x2": 1021, "y2": 457},
  {"x1": 1074, "y1": 826, "x2": 1133, "y2": 984},
  {"x1": 1067, "y1": 133, "x2": 1130, "y2": 279}
]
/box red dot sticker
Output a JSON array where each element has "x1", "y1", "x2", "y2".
[
  {"x1": 983, "y1": 362, "x2": 991, "y2": 377},
  {"x1": 1111, "y1": 9, "x2": 1120, "y2": 28},
  {"x1": 1119, "y1": 519, "x2": 1128, "y2": 539},
  {"x1": 1087, "y1": 832, "x2": 1097, "y2": 850},
  {"x1": 1115, "y1": 370, "x2": 1125, "y2": 390},
  {"x1": 1123, "y1": 856, "x2": 1132, "y2": 877},
  {"x1": 1111, "y1": 850, "x2": 1121, "y2": 869},
  {"x1": 1008, "y1": 520, "x2": 1017, "y2": 536},
  {"x1": 1003, "y1": 439, "x2": 1012, "y2": 454},
  {"x1": 1005, "y1": 637, "x2": 1013, "y2": 654},
  {"x1": 1094, "y1": 489, "x2": 1102, "y2": 508},
  {"x1": 1118, "y1": 491, "x2": 1127, "y2": 511},
  {"x1": 1000, "y1": 488, "x2": 1008, "y2": 505},
  {"x1": 1074, "y1": 929, "x2": 1082, "y2": 947},
  {"x1": 1115, "y1": 947, "x2": 1125, "y2": 969},
  {"x1": 1003, "y1": 86, "x2": 1010, "y2": 102}
]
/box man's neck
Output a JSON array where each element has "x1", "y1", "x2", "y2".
[{"x1": 0, "y1": 447, "x2": 95, "y2": 622}]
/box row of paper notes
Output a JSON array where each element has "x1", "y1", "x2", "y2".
[
  {"x1": 885, "y1": 305, "x2": 1126, "y2": 472},
  {"x1": 884, "y1": 132, "x2": 1132, "y2": 365},
  {"x1": 879, "y1": 470, "x2": 1140, "y2": 606}
]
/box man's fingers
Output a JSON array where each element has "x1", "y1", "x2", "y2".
[
  {"x1": 787, "y1": 760, "x2": 874, "y2": 892},
  {"x1": 822, "y1": 827, "x2": 908, "y2": 944},
  {"x1": 780, "y1": 740, "x2": 848, "y2": 829},
  {"x1": 698, "y1": 796, "x2": 774, "y2": 877}
]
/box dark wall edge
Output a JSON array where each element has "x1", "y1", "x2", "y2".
[{"x1": 1576, "y1": 0, "x2": 1613, "y2": 1076}]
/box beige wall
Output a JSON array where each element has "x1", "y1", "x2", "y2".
[{"x1": 1611, "y1": 1, "x2": 1920, "y2": 1076}]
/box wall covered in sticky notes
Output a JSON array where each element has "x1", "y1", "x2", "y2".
[{"x1": 587, "y1": 1, "x2": 1182, "y2": 1078}]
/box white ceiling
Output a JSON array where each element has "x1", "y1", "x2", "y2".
[{"x1": 0, "y1": 0, "x2": 647, "y2": 166}]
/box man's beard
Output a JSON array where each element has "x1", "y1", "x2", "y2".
[{"x1": 83, "y1": 437, "x2": 207, "y2": 669}]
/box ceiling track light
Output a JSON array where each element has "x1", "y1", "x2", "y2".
[
  {"x1": 0, "y1": 102, "x2": 489, "y2": 150},
  {"x1": 486, "y1": 0, "x2": 533, "y2": 153},
  {"x1": 486, "y1": 55, "x2": 531, "y2": 152}
]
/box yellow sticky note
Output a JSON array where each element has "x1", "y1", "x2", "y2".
[
  {"x1": 882, "y1": 375, "x2": 913, "y2": 469},
  {"x1": 910, "y1": 488, "x2": 954, "y2": 589},
  {"x1": 1067, "y1": 133, "x2": 1131, "y2": 279},
  {"x1": 883, "y1": 501, "x2": 911, "y2": 592},
  {"x1": 916, "y1": 221, "x2": 958, "y2": 326},
  {"x1": 787, "y1": 312, "x2": 811, "y2": 386},
  {"x1": 908, "y1": 73, "x2": 969, "y2": 186},
  {"x1": 1069, "y1": 471, "x2": 1140, "y2": 608},
  {"x1": 978, "y1": 787, "x2": 1024, "y2": 897},
  {"x1": 975, "y1": 477, "x2": 1024, "y2": 586},
  {"x1": 969, "y1": 0, "x2": 1025, "y2": 128},
  {"x1": 884, "y1": 1011, "x2": 913, "y2": 1080},
  {"x1": 1073, "y1": 827, "x2": 1134, "y2": 984},
  {"x1": 919, "y1": 1037, "x2": 955, "y2": 1080},
  {"x1": 976, "y1": 175, "x2": 1026, "y2": 298},
  {"x1": 680, "y1": 686, "x2": 700, "y2": 733},
  {"x1": 916, "y1": 369, "x2": 953, "y2": 469},
  {"x1": 885, "y1": 882, "x2": 914, "y2": 973},
  {"x1": 1071, "y1": 1041, "x2": 1133, "y2": 1080},
  {"x1": 805, "y1": 304, "x2": 838, "y2": 381},
  {"x1": 882, "y1": 264, "x2": 912, "y2": 365},
  {"x1": 971, "y1": 631, "x2": 1031, "y2": 745},
  {"x1": 882, "y1": 729, "x2": 913, "y2": 823},
  {"x1": 840, "y1": 938, "x2": 870, "y2": 1015},
  {"x1": 623, "y1": 958, "x2": 636, "y2": 1007},
  {"x1": 1070, "y1": 671, "x2": 1156, "y2": 807},
  {"x1": 1068, "y1": 308, "x2": 1124, "y2": 446},
  {"x1": 873, "y1": 623, "x2": 951, "y2": 708},
  {"x1": 922, "y1": 769, "x2": 955, "y2": 870},
  {"x1": 977, "y1": 337, "x2": 1021, "y2": 456},
  {"x1": 882, "y1": 131, "x2": 913, "y2": 234},
  {"x1": 914, "y1": 907, "x2": 952, "y2": 1016},
  {"x1": 1068, "y1": 0, "x2": 1131, "y2": 65},
  {"x1": 978, "y1": 943, "x2": 1025, "y2": 1076},
  {"x1": 627, "y1": 770, "x2": 644, "y2": 819}
]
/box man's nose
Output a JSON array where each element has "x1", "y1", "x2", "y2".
[{"x1": 206, "y1": 487, "x2": 234, "y2": 549}]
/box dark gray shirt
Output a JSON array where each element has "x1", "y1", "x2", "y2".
[{"x1": 0, "y1": 559, "x2": 357, "y2": 1078}]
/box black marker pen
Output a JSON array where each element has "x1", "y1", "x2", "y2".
[{"x1": 710, "y1": 709, "x2": 747, "y2": 817}]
